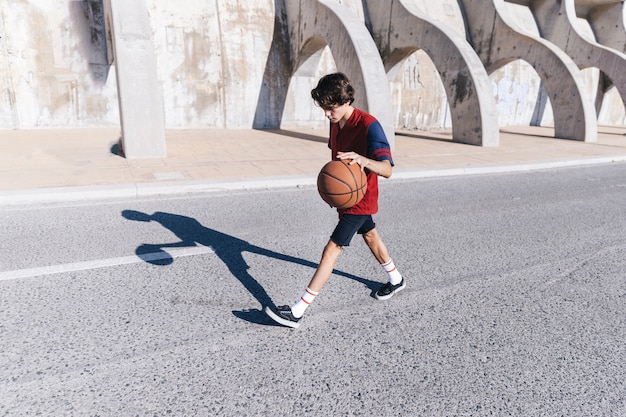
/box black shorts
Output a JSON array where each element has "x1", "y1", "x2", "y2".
[{"x1": 330, "y1": 214, "x2": 376, "y2": 247}]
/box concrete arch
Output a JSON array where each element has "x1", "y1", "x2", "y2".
[
  {"x1": 458, "y1": 0, "x2": 597, "y2": 142},
  {"x1": 531, "y1": 0, "x2": 626, "y2": 113},
  {"x1": 366, "y1": 0, "x2": 499, "y2": 146},
  {"x1": 285, "y1": 0, "x2": 395, "y2": 146}
]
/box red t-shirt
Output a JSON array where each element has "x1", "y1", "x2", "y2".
[{"x1": 328, "y1": 108, "x2": 394, "y2": 215}]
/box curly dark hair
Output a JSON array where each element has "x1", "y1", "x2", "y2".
[{"x1": 311, "y1": 72, "x2": 355, "y2": 109}]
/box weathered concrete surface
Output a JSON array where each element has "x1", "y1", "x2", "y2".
[
  {"x1": 0, "y1": 0, "x2": 120, "y2": 128},
  {"x1": 588, "y1": 2, "x2": 626, "y2": 53},
  {"x1": 531, "y1": 0, "x2": 626, "y2": 116},
  {"x1": 105, "y1": 0, "x2": 166, "y2": 159},
  {"x1": 367, "y1": 0, "x2": 499, "y2": 146},
  {"x1": 459, "y1": 0, "x2": 598, "y2": 142},
  {"x1": 385, "y1": 1, "x2": 463, "y2": 131},
  {"x1": 586, "y1": 1, "x2": 626, "y2": 119},
  {"x1": 1, "y1": 0, "x2": 626, "y2": 154},
  {"x1": 573, "y1": 0, "x2": 624, "y2": 15}
]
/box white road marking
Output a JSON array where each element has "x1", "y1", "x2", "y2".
[{"x1": 0, "y1": 245, "x2": 215, "y2": 281}]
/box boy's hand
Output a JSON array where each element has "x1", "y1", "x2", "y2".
[
  {"x1": 337, "y1": 151, "x2": 393, "y2": 179},
  {"x1": 337, "y1": 151, "x2": 369, "y2": 171}
]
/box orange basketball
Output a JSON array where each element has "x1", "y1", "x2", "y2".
[{"x1": 317, "y1": 160, "x2": 367, "y2": 209}]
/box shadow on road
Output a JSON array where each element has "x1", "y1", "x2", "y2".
[{"x1": 122, "y1": 210, "x2": 378, "y2": 325}]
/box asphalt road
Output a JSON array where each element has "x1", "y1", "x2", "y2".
[{"x1": 1, "y1": 163, "x2": 625, "y2": 416}]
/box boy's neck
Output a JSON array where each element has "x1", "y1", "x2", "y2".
[{"x1": 338, "y1": 106, "x2": 355, "y2": 129}]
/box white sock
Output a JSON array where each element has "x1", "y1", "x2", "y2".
[
  {"x1": 382, "y1": 259, "x2": 402, "y2": 285},
  {"x1": 291, "y1": 287, "x2": 319, "y2": 318}
]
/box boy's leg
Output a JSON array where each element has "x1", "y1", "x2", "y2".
[
  {"x1": 264, "y1": 240, "x2": 342, "y2": 328},
  {"x1": 362, "y1": 228, "x2": 406, "y2": 300},
  {"x1": 289, "y1": 239, "x2": 342, "y2": 317},
  {"x1": 307, "y1": 239, "x2": 343, "y2": 292},
  {"x1": 265, "y1": 214, "x2": 367, "y2": 328},
  {"x1": 361, "y1": 227, "x2": 390, "y2": 264}
]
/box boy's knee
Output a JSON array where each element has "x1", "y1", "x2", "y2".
[
  {"x1": 324, "y1": 240, "x2": 344, "y2": 256},
  {"x1": 363, "y1": 227, "x2": 378, "y2": 237},
  {"x1": 362, "y1": 228, "x2": 379, "y2": 243}
]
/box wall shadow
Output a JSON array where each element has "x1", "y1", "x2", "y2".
[
  {"x1": 71, "y1": 0, "x2": 110, "y2": 85},
  {"x1": 395, "y1": 130, "x2": 454, "y2": 143},
  {"x1": 122, "y1": 210, "x2": 378, "y2": 325},
  {"x1": 252, "y1": 0, "x2": 291, "y2": 129},
  {"x1": 261, "y1": 128, "x2": 328, "y2": 143}
]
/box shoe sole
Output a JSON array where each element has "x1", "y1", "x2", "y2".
[
  {"x1": 264, "y1": 306, "x2": 301, "y2": 329},
  {"x1": 374, "y1": 281, "x2": 406, "y2": 301}
]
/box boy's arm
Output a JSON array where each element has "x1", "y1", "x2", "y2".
[{"x1": 337, "y1": 151, "x2": 393, "y2": 178}]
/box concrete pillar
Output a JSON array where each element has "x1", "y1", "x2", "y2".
[
  {"x1": 366, "y1": 0, "x2": 499, "y2": 147},
  {"x1": 458, "y1": 0, "x2": 597, "y2": 142},
  {"x1": 285, "y1": 0, "x2": 395, "y2": 147},
  {"x1": 531, "y1": 0, "x2": 626, "y2": 113},
  {"x1": 104, "y1": 0, "x2": 166, "y2": 159}
]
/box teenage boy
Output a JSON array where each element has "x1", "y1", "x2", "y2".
[{"x1": 265, "y1": 72, "x2": 405, "y2": 329}]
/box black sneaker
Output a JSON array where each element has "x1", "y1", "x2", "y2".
[
  {"x1": 374, "y1": 278, "x2": 406, "y2": 300},
  {"x1": 264, "y1": 305, "x2": 302, "y2": 329}
]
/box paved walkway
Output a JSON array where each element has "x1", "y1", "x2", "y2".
[{"x1": 1, "y1": 125, "x2": 626, "y2": 205}]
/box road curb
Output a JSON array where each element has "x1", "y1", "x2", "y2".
[
  {"x1": 1, "y1": 156, "x2": 625, "y2": 207},
  {"x1": 393, "y1": 155, "x2": 626, "y2": 180}
]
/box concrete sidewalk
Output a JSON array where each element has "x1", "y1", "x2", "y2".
[{"x1": 1, "y1": 125, "x2": 626, "y2": 206}]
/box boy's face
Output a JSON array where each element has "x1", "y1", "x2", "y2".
[{"x1": 322, "y1": 102, "x2": 352, "y2": 124}]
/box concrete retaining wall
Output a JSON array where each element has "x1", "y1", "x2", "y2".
[{"x1": 0, "y1": 0, "x2": 624, "y2": 146}]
